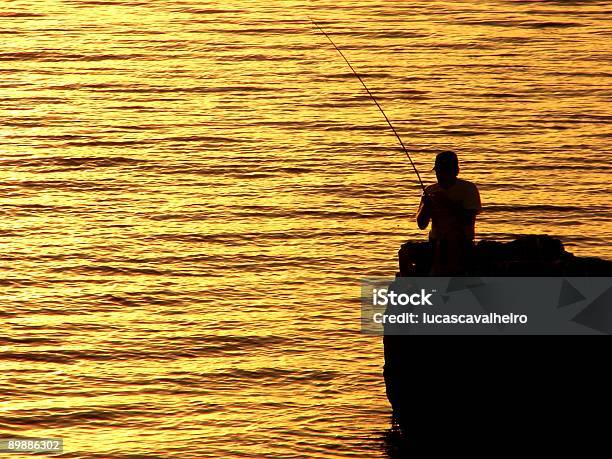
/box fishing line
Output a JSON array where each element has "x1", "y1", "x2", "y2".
[{"x1": 310, "y1": 18, "x2": 426, "y2": 191}]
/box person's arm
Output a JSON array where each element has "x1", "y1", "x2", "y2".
[
  {"x1": 416, "y1": 193, "x2": 432, "y2": 230},
  {"x1": 460, "y1": 183, "x2": 482, "y2": 227},
  {"x1": 462, "y1": 209, "x2": 478, "y2": 227}
]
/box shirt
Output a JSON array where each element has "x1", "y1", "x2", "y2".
[{"x1": 418, "y1": 178, "x2": 482, "y2": 241}]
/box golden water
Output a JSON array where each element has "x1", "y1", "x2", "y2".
[{"x1": 1, "y1": 1, "x2": 611, "y2": 457}]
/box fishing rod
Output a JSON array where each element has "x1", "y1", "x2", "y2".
[{"x1": 310, "y1": 18, "x2": 426, "y2": 192}]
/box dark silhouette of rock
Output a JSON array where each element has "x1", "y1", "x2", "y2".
[
  {"x1": 384, "y1": 235, "x2": 612, "y2": 452},
  {"x1": 398, "y1": 234, "x2": 612, "y2": 276}
]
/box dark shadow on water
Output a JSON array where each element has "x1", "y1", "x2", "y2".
[{"x1": 379, "y1": 423, "x2": 409, "y2": 459}]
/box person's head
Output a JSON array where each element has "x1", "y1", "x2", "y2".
[{"x1": 433, "y1": 151, "x2": 459, "y2": 187}]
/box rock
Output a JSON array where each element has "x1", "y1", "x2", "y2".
[
  {"x1": 386, "y1": 234, "x2": 611, "y2": 450},
  {"x1": 397, "y1": 234, "x2": 612, "y2": 276}
]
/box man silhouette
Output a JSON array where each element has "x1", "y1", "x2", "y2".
[{"x1": 416, "y1": 151, "x2": 482, "y2": 275}]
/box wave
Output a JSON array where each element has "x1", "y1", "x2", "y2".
[
  {"x1": 0, "y1": 203, "x2": 76, "y2": 215},
  {"x1": 0, "y1": 52, "x2": 150, "y2": 62},
  {"x1": 484, "y1": 204, "x2": 587, "y2": 212},
  {"x1": 174, "y1": 8, "x2": 245, "y2": 14},
  {"x1": 0, "y1": 404, "x2": 158, "y2": 428},
  {"x1": 453, "y1": 19, "x2": 582, "y2": 28},
  {"x1": 0, "y1": 336, "x2": 61, "y2": 345},
  {"x1": 48, "y1": 265, "x2": 173, "y2": 276},
  {"x1": 7, "y1": 179, "x2": 129, "y2": 191},
  {"x1": 2, "y1": 155, "x2": 145, "y2": 168},
  {"x1": 0, "y1": 12, "x2": 45, "y2": 17},
  {"x1": 0, "y1": 336, "x2": 295, "y2": 366},
  {"x1": 146, "y1": 229, "x2": 394, "y2": 243},
  {"x1": 44, "y1": 83, "x2": 272, "y2": 94}
]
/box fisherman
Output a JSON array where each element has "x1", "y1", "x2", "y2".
[{"x1": 416, "y1": 151, "x2": 482, "y2": 275}]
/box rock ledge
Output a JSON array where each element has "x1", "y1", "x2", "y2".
[{"x1": 398, "y1": 235, "x2": 612, "y2": 276}]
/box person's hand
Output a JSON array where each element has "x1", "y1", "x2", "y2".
[{"x1": 421, "y1": 191, "x2": 434, "y2": 209}]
